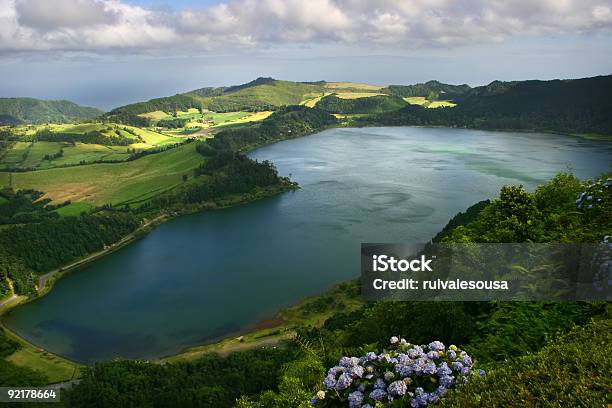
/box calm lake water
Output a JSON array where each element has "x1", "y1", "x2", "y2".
[{"x1": 4, "y1": 127, "x2": 611, "y2": 362}]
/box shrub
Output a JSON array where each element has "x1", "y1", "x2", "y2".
[
  {"x1": 312, "y1": 337, "x2": 484, "y2": 407},
  {"x1": 438, "y1": 319, "x2": 612, "y2": 407}
]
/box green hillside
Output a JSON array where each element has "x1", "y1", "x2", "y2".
[
  {"x1": 103, "y1": 94, "x2": 202, "y2": 125},
  {"x1": 0, "y1": 98, "x2": 103, "y2": 125},
  {"x1": 316, "y1": 94, "x2": 407, "y2": 114},
  {"x1": 367, "y1": 75, "x2": 612, "y2": 134},
  {"x1": 193, "y1": 78, "x2": 324, "y2": 112},
  {"x1": 386, "y1": 80, "x2": 471, "y2": 100}
]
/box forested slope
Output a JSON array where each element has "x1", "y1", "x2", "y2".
[
  {"x1": 0, "y1": 98, "x2": 103, "y2": 125},
  {"x1": 367, "y1": 75, "x2": 612, "y2": 134}
]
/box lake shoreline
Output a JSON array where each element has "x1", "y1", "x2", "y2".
[
  {"x1": 0, "y1": 182, "x2": 298, "y2": 378},
  {"x1": 3, "y1": 124, "x2": 610, "y2": 377}
]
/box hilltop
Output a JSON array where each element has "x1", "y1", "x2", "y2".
[{"x1": 0, "y1": 98, "x2": 103, "y2": 125}]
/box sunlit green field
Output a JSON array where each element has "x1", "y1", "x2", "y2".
[
  {"x1": 404, "y1": 96, "x2": 457, "y2": 108},
  {"x1": 3, "y1": 143, "x2": 203, "y2": 206},
  {"x1": 1, "y1": 124, "x2": 182, "y2": 170},
  {"x1": 54, "y1": 202, "x2": 95, "y2": 216},
  {"x1": 324, "y1": 82, "x2": 384, "y2": 91},
  {"x1": 334, "y1": 92, "x2": 385, "y2": 99}
]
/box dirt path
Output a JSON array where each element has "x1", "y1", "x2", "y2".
[
  {"x1": 0, "y1": 294, "x2": 19, "y2": 310},
  {"x1": 38, "y1": 215, "x2": 166, "y2": 292},
  {"x1": 47, "y1": 379, "x2": 80, "y2": 391}
]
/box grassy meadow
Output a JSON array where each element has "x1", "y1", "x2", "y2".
[
  {"x1": 1, "y1": 123, "x2": 183, "y2": 170},
  {"x1": 324, "y1": 82, "x2": 385, "y2": 91},
  {"x1": 3, "y1": 143, "x2": 203, "y2": 207},
  {"x1": 404, "y1": 96, "x2": 457, "y2": 108}
]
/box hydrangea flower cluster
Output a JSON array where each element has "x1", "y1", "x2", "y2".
[
  {"x1": 311, "y1": 337, "x2": 484, "y2": 407},
  {"x1": 575, "y1": 176, "x2": 610, "y2": 210}
]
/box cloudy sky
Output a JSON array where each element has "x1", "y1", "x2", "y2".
[{"x1": 1, "y1": 0, "x2": 611, "y2": 110}]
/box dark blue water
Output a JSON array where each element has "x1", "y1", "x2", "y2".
[{"x1": 5, "y1": 127, "x2": 611, "y2": 362}]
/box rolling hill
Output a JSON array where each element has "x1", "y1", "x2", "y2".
[
  {"x1": 103, "y1": 78, "x2": 386, "y2": 124},
  {"x1": 0, "y1": 98, "x2": 103, "y2": 125}
]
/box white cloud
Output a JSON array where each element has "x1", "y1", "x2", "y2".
[
  {"x1": 0, "y1": 0, "x2": 610, "y2": 54},
  {"x1": 16, "y1": 0, "x2": 118, "y2": 30}
]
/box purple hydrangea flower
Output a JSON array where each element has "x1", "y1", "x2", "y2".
[
  {"x1": 439, "y1": 375, "x2": 454, "y2": 387},
  {"x1": 323, "y1": 374, "x2": 336, "y2": 389},
  {"x1": 388, "y1": 380, "x2": 408, "y2": 397},
  {"x1": 374, "y1": 378, "x2": 386, "y2": 390},
  {"x1": 348, "y1": 391, "x2": 363, "y2": 408},
  {"x1": 437, "y1": 362, "x2": 451, "y2": 377},
  {"x1": 328, "y1": 366, "x2": 343, "y2": 376},
  {"x1": 350, "y1": 365, "x2": 365, "y2": 378},
  {"x1": 428, "y1": 341, "x2": 445, "y2": 351},
  {"x1": 396, "y1": 363, "x2": 413, "y2": 377},
  {"x1": 335, "y1": 372, "x2": 352, "y2": 390},
  {"x1": 369, "y1": 388, "x2": 387, "y2": 401},
  {"x1": 407, "y1": 346, "x2": 424, "y2": 359},
  {"x1": 340, "y1": 357, "x2": 360, "y2": 367},
  {"x1": 423, "y1": 362, "x2": 437, "y2": 375}
]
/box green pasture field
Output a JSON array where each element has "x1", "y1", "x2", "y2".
[
  {"x1": 1, "y1": 124, "x2": 181, "y2": 169},
  {"x1": 2, "y1": 142, "x2": 31, "y2": 165},
  {"x1": 55, "y1": 202, "x2": 95, "y2": 217},
  {"x1": 0, "y1": 172, "x2": 9, "y2": 186},
  {"x1": 404, "y1": 96, "x2": 456, "y2": 108},
  {"x1": 20, "y1": 141, "x2": 63, "y2": 168},
  {"x1": 3, "y1": 143, "x2": 203, "y2": 207},
  {"x1": 3, "y1": 326, "x2": 81, "y2": 383},
  {"x1": 324, "y1": 82, "x2": 385, "y2": 91},
  {"x1": 334, "y1": 92, "x2": 385, "y2": 99},
  {"x1": 300, "y1": 93, "x2": 331, "y2": 107}
]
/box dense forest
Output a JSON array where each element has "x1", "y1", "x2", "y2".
[
  {"x1": 386, "y1": 81, "x2": 471, "y2": 101},
  {"x1": 59, "y1": 172, "x2": 611, "y2": 407},
  {"x1": 0, "y1": 211, "x2": 139, "y2": 294},
  {"x1": 316, "y1": 95, "x2": 407, "y2": 114},
  {"x1": 0, "y1": 98, "x2": 103, "y2": 125},
  {"x1": 64, "y1": 348, "x2": 299, "y2": 407},
  {"x1": 365, "y1": 75, "x2": 612, "y2": 134},
  {"x1": 0, "y1": 188, "x2": 61, "y2": 225}
]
